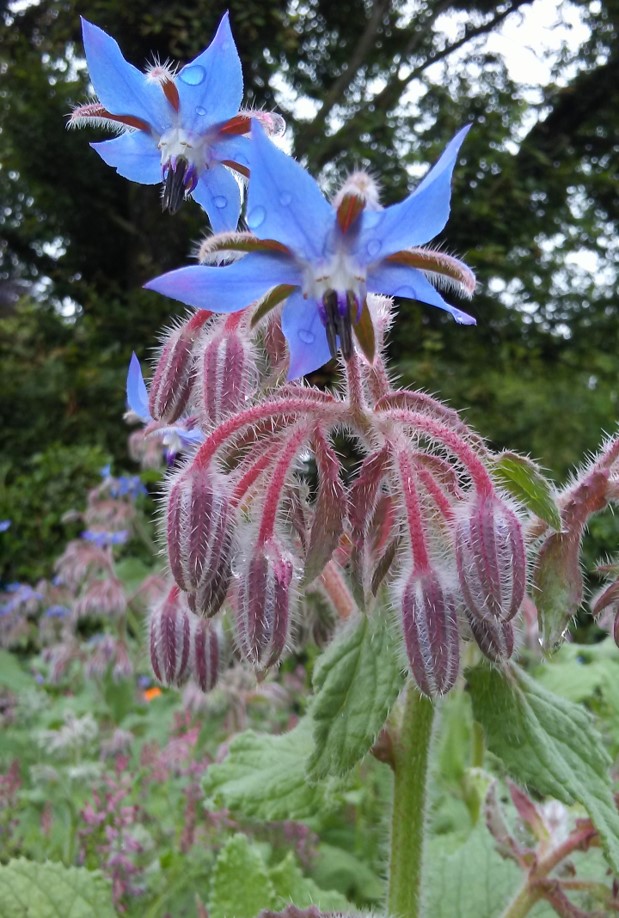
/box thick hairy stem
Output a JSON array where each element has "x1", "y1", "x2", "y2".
[{"x1": 388, "y1": 684, "x2": 435, "y2": 918}]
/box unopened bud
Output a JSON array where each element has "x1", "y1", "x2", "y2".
[
  {"x1": 199, "y1": 326, "x2": 257, "y2": 427},
  {"x1": 74, "y1": 577, "x2": 127, "y2": 620},
  {"x1": 187, "y1": 560, "x2": 232, "y2": 618},
  {"x1": 399, "y1": 571, "x2": 460, "y2": 697},
  {"x1": 235, "y1": 539, "x2": 296, "y2": 669},
  {"x1": 149, "y1": 586, "x2": 191, "y2": 686},
  {"x1": 456, "y1": 496, "x2": 526, "y2": 623},
  {"x1": 190, "y1": 618, "x2": 224, "y2": 693},
  {"x1": 149, "y1": 310, "x2": 212, "y2": 422},
  {"x1": 166, "y1": 464, "x2": 234, "y2": 594},
  {"x1": 465, "y1": 608, "x2": 515, "y2": 662}
]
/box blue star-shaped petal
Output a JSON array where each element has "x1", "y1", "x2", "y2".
[
  {"x1": 73, "y1": 14, "x2": 251, "y2": 231},
  {"x1": 145, "y1": 123, "x2": 476, "y2": 378}
]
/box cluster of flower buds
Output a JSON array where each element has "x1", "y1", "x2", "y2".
[{"x1": 135, "y1": 272, "x2": 529, "y2": 698}]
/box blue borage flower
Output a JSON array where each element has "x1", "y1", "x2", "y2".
[
  {"x1": 71, "y1": 13, "x2": 280, "y2": 231},
  {"x1": 145, "y1": 123, "x2": 477, "y2": 379}
]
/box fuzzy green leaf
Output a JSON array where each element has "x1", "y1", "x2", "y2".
[
  {"x1": 0, "y1": 859, "x2": 115, "y2": 918},
  {"x1": 0, "y1": 650, "x2": 36, "y2": 692},
  {"x1": 468, "y1": 662, "x2": 619, "y2": 873},
  {"x1": 202, "y1": 719, "x2": 342, "y2": 820},
  {"x1": 426, "y1": 823, "x2": 553, "y2": 918},
  {"x1": 269, "y1": 853, "x2": 352, "y2": 912},
  {"x1": 492, "y1": 452, "x2": 561, "y2": 530},
  {"x1": 209, "y1": 835, "x2": 276, "y2": 918},
  {"x1": 308, "y1": 614, "x2": 405, "y2": 779}
]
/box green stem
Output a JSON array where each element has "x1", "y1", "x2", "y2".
[{"x1": 387, "y1": 683, "x2": 436, "y2": 918}]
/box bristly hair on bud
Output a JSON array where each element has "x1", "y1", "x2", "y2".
[
  {"x1": 397, "y1": 569, "x2": 460, "y2": 697},
  {"x1": 189, "y1": 617, "x2": 224, "y2": 693},
  {"x1": 464, "y1": 607, "x2": 516, "y2": 662},
  {"x1": 149, "y1": 310, "x2": 213, "y2": 422},
  {"x1": 149, "y1": 584, "x2": 191, "y2": 687},
  {"x1": 235, "y1": 536, "x2": 298, "y2": 670},
  {"x1": 455, "y1": 494, "x2": 527, "y2": 624}
]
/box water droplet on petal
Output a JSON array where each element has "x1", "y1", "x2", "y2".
[
  {"x1": 213, "y1": 195, "x2": 227, "y2": 209},
  {"x1": 366, "y1": 239, "x2": 382, "y2": 258},
  {"x1": 298, "y1": 329, "x2": 315, "y2": 344},
  {"x1": 453, "y1": 310, "x2": 476, "y2": 325},
  {"x1": 179, "y1": 65, "x2": 206, "y2": 86},
  {"x1": 247, "y1": 205, "x2": 266, "y2": 229},
  {"x1": 195, "y1": 105, "x2": 207, "y2": 117},
  {"x1": 279, "y1": 192, "x2": 292, "y2": 206}
]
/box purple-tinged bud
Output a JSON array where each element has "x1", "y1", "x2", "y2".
[
  {"x1": 465, "y1": 608, "x2": 515, "y2": 662},
  {"x1": 166, "y1": 464, "x2": 234, "y2": 594},
  {"x1": 149, "y1": 585, "x2": 191, "y2": 686},
  {"x1": 187, "y1": 559, "x2": 232, "y2": 618},
  {"x1": 198, "y1": 325, "x2": 257, "y2": 427},
  {"x1": 456, "y1": 496, "x2": 526, "y2": 623},
  {"x1": 235, "y1": 538, "x2": 296, "y2": 669},
  {"x1": 399, "y1": 571, "x2": 460, "y2": 697},
  {"x1": 190, "y1": 617, "x2": 224, "y2": 693},
  {"x1": 149, "y1": 310, "x2": 212, "y2": 422},
  {"x1": 74, "y1": 577, "x2": 127, "y2": 620}
]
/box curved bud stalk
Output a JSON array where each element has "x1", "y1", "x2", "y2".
[
  {"x1": 149, "y1": 585, "x2": 191, "y2": 686},
  {"x1": 235, "y1": 537, "x2": 297, "y2": 669},
  {"x1": 149, "y1": 310, "x2": 212, "y2": 422},
  {"x1": 348, "y1": 447, "x2": 391, "y2": 606},
  {"x1": 456, "y1": 495, "x2": 526, "y2": 623},
  {"x1": 190, "y1": 617, "x2": 224, "y2": 692},
  {"x1": 398, "y1": 570, "x2": 460, "y2": 697},
  {"x1": 198, "y1": 314, "x2": 258, "y2": 427},
  {"x1": 165, "y1": 463, "x2": 234, "y2": 596},
  {"x1": 304, "y1": 429, "x2": 347, "y2": 584}
]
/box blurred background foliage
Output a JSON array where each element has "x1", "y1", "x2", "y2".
[{"x1": 1, "y1": 0, "x2": 618, "y2": 580}]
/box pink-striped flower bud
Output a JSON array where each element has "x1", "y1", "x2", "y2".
[
  {"x1": 74, "y1": 577, "x2": 127, "y2": 620},
  {"x1": 465, "y1": 608, "x2": 515, "y2": 662},
  {"x1": 198, "y1": 326, "x2": 257, "y2": 427},
  {"x1": 235, "y1": 538, "x2": 296, "y2": 669},
  {"x1": 399, "y1": 571, "x2": 460, "y2": 697},
  {"x1": 166, "y1": 464, "x2": 234, "y2": 595},
  {"x1": 456, "y1": 496, "x2": 526, "y2": 623},
  {"x1": 149, "y1": 585, "x2": 191, "y2": 686},
  {"x1": 187, "y1": 559, "x2": 232, "y2": 618},
  {"x1": 149, "y1": 310, "x2": 212, "y2": 422},
  {"x1": 190, "y1": 617, "x2": 224, "y2": 693}
]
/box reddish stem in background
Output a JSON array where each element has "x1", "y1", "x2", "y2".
[
  {"x1": 394, "y1": 446, "x2": 430, "y2": 575},
  {"x1": 257, "y1": 425, "x2": 309, "y2": 545}
]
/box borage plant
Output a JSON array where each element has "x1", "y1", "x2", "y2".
[{"x1": 72, "y1": 11, "x2": 619, "y2": 918}]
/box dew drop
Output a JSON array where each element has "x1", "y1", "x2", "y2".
[
  {"x1": 195, "y1": 105, "x2": 207, "y2": 117},
  {"x1": 213, "y1": 195, "x2": 228, "y2": 209},
  {"x1": 247, "y1": 205, "x2": 266, "y2": 229},
  {"x1": 366, "y1": 239, "x2": 382, "y2": 258},
  {"x1": 279, "y1": 192, "x2": 292, "y2": 207},
  {"x1": 179, "y1": 65, "x2": 206, "y2": 86},
  {"x1": 298, "y1": 329, "x2": 315, "y2": 344}
]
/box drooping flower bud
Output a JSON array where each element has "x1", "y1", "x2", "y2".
[
  {"x1": 455, "y1": 496, "x2": 526, "y2": 623},
  {"x1": 465, "y1": 608, "x2": 515, "y2": 662},
  {"x1": 166, "y1": 463, "x2": 234, "y2": 595},
  {"x1": 149, "y1": 585, "x2": 191, "y2": 686},
  {"x1": 235, "y1": 538, "x2": 296, "y2": 669},
  {"x1": 399, "y1": 570, "x2": 460, "y2": 697},
  {"x1": 190, "y1": 617, "x2": 224, "y2": 693},
  {"x1": 198, "y1": 323, "x2": 257, "y2": 427},
  {"x1": 149, "y1": 310, "x2": 212, "y2": 422},
  {"x1": 187, "y1": 552, "x2": 232, "y2": 618}
]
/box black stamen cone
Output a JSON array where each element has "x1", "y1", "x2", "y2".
[
  {"x1": 322, "y1": 290, "x2": 339, "y2": 359},
  {"x1": 162, "y1": 159, "x2": 189, "y2": 214},
  {"x1": 322, "y1": 289, "x2": 358, "y2": 360}
]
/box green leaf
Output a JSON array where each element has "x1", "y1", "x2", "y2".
[
  {"x1": 468, "y1": 662, "x2": 619, "y2": 872},
  {"x1": 492, "y1": 452, "x2": 561, "y2": 530},
  {"x1": 0, "y1": 650, "x2": 36, "y2": 692},
  {"x1": 209, "y1": 835, "x2": 276, "y2": 918},
  {"x1": 308, "y1": 613, "x2": 404, "y2": 779},
  {"x1": 202, "y1": 719, "x2": 342, "y2": 820},
  {"x1": 310, "y1": 844, "x2": 384, "y2": 904},
  {"x1": 426, "y1": 823, "x2": 553, "y2": 918},
  {"x1": 269, "y1": 852, "x2": 352, "y2": 912},
  {"x1": 0, "y1": 859, "x2": 115, "y2": 918}
]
